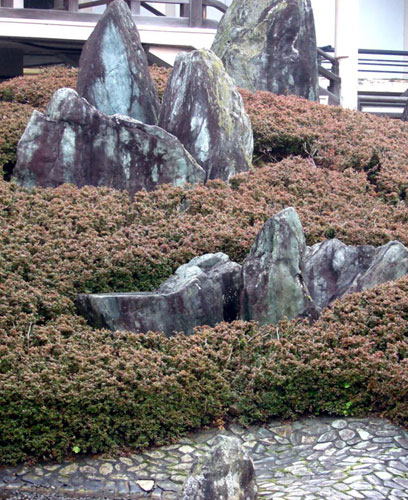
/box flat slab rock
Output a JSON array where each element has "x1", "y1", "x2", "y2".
[
  {"x1": 76, "y1": 0, "x2": 160, "y2": 124},
  {"x1": 13, "y1": 88, "x2": 205, "y2": 196},
  {"x1": 211, "y1": 0, "x2": 318, "y2": 100},
  {"x1": 159, "y1": 49, "x2": 253, "y2": 182},
  {"x1": 77, "y1": 253, "x2": 241, "y2": 336}
]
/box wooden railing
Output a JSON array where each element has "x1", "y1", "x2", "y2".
[
  {"x1": 317, "y1": 47, "x2": 341, "y2": 105},
  {"x1": 0, "y1": 0, "x2": 227, "y2": 27}
]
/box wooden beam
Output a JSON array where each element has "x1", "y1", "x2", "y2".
[{"x1": 189, "y1": 0, "x2": 203, "y2": 26}]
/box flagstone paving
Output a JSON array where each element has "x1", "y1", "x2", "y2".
[{"x1": 1, "y1": 417, "x2": 408, "y2": 499}]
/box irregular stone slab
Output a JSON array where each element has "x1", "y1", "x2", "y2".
[
  {"x1": 240, "y1": 207, "x2": 317, "y2": 325},
  {"x1": 76, "y1": 0, "x2": 160, "y2": 124},
  {"x1": 347, "y1": 241, "x2": 408, "y2": 294},
  {"x1": 77, "y1": 253, "x2": 241, "y2": 336},
  {"x1": 159, "y1": 49, "x2": 253, "y2": 182},
  {"x1": 305, "y1": 239, "x2": 408, "y2": 309},
  {"x1": 211, "y1": 0, "x2": 318, "y2": 100},
  {"x1": 304, "y1": 239, "x2": 376, "y2": 310},
  {"x1": 13, "y1": 88, "x2": 205, "y2": 196},
  {"x1": 179, "y1": 435, "x2": 257, "y2": 500}
]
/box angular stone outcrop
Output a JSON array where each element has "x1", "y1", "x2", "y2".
[
  {"x1": 240, "y1": 207, "x2": 317, "y2": 325},
  {"x1": 159, "y1": 49, "x2": 253, "y2": 181},
  {"x1": 346, "y1": 241, "x2": 408, "y2": 295},
  {"x1": 211, "y1": 0, "x2": 318, "y2": 100},
  {"x1": 76, "y1": 0, "x2": 160, "y2": 124},
  {"x1": 179, "y1": 435, "x2": 257, "y2": 500},
  {"x1": 77, "y1": 253, "x2": 241, "y2": 336},
  {"x1": 13, "y1": 88, "x2": 205, "y2": 196},
  {"x1": 304, "y1": 239, "x2": 376, "y2": 310},
  {"x1": 305, "y1": 239, "x2": 408, "y2": 309}
]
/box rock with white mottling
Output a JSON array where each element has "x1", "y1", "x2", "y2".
[
  {"x1": 13, "y1": 88, "x2": 205, "y2": 196},
  {"x1": 212, "y1": 0, "x2": 318, "y2": 100},
  {"x1": 240, "y1": 207, "x2": 317, "y2": 325},
  {"x1": 159, "y1": 49, "x2": 253, "y2": 182},
  {"x1": 77, "y1": 0, "x2": 160, "y2": 124}
]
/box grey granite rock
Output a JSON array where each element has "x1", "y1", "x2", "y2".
[
  {"x1": 304, "y1": 239, "x2": 376, "y2": 310},
  {"x1": 305, "y1": 239, "x2": 408, "y2": 309},
  {"x1": 159, "y1": 49, "x2": 253, "y2": 182},
  {"x1": 13, "y1": 88, "x2": 205, "y2": 196},
  {"x1": 212, "y1": 0, "x2": 318, "y2": 100},
  {"x1": 240, "y1": 207, "x2": 317, "y2": 325},
  {"x1": 179, "y1": 435, "x2": 257, "y2": 500},
  {"x1": 76, "y1": 0, "x2": 160, "y2": 124},
  {"x1": 347, "y1": 241, "x2": 408, "y2": 294},
  {"x1": 77, "y1": 253, "x2": 241, "y2": 336}
]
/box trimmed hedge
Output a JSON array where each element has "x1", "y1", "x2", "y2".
[
  {"x1": 0, "y1": 65, "x2": 407, "y2": 465},
  {"x1": 1, "y1": 276, "x2": 407, "y2": 464},
  {"x1": 0, "y1": 102, "x2": 34, "y2": 177}
]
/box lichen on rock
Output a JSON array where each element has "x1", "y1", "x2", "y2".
[
  {"x1": 159, "y1": 49, "x2": 253, "y2": 182},
  {"x1": 212, "y1": 0, "x2": 319, "y2": 100}
]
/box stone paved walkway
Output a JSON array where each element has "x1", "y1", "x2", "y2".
[{"x1": 1, "y1": 417, "x2": 408, "y2": 499}]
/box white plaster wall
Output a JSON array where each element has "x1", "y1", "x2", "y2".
[
  {"x1": 359, "y1": 0, "x2": 404, "y2": 49},
  {"x1": 311, "y1": 0, "x2": 336, "y2": 48},
  {"x1": 311, "y1": 0, "x2": 405, "y2": 50}
]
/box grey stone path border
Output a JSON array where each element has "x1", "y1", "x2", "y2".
[{"x1": 1, "y1": 417, "x2": 408, "y2": 499}]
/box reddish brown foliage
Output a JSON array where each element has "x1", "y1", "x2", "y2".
[{"x1": 0, "y1": 65, "x2": 407, "y2": 465}]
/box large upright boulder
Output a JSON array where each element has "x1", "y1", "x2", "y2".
[
  {"x1": 13, "y1": 88, "x2": 205, "y2": 196},
  {"x1": 77, "y1": 253, "x2": 242, "y2": 336},
  {"x1": 240, "y1": 207, "x2": 317, "y2": 325},
  {"x1": 211, "y1": 0, "x2": 318, "y2": 100},
  {"x1": 76, "y1": 0, "x2": 160, "y2": 124},
  {"x1": 180, "y1": 435, "x2": 257, "y2": 500},
  {"x1": 159, "y1": 49, "x2": 253, "y2": 181}
]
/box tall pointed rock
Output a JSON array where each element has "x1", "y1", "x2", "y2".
[
  {"x1": 159, "y1": 49, "x2": 253, "y2": 182},
  {"x1": 211, "y1": 0, "x2": 318, "y2": 100},
  {"x1": 77, "y1": 0, "x2": 160, "y2": 124},
  {"x1": 240, "y1": 207, "x2": 317, "y2": 325}
]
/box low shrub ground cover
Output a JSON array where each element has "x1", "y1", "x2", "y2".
[{"x1": 0, "y1": 65, "x2": 407, "y2": 465}]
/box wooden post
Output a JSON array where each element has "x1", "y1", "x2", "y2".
[
  {"x1": 189, "y1": 0, "x2": 203, "y2": 27},
  {"x1": 180, "y1": 2, "x2": 190, "y2": 18},
  {"x1": 328, "y1": 59, "x2": 341, "y2": 102},
  {"x1": 67, "y1": 0, "x2": 78, "y2": 11}
]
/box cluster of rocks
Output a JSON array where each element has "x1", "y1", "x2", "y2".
[
  {"x1": 12, "y1": 0, "x2": 253, "y2": 196},
  {"x1": 77, "y1": 207, "x2": 408, "y2": 336}
]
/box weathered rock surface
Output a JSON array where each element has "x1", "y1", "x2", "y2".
[
  {"x1": 13, "y1": 88, "x2": 205, "y2": 196},
  {"x1": 304, "y1": 239, "x2": 376, "y2": 310},
  {"x1": 179, "y1": 435, "x2": 257, "y2": 500},
  {"x1": 77, "y1": 253, "x2": 241, "y2": 336},
  {"x1": 240, "y1": 207, "x2": 317, "y2": 325},
  {"x1": 211, "y1": 0, "x2": 318, "y2": 100},
  {"x1": 159, "y1": 49, "x2": 253, "y2": 181},
  {"x1": 346, "y1": 241, "x2": 408, "y2": 295},
  {"x1": 76, "y1": 0, "x2": 160, "y2": 124},
  {"x1": 305, "y1": 239, "x2": 408, "y2": 309}
]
